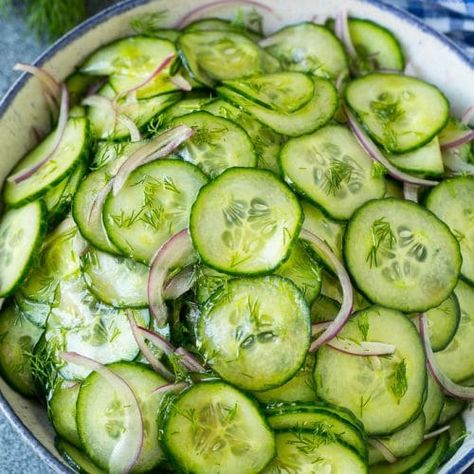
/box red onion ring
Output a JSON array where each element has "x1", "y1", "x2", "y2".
[
  {"x1": 117, "y1": 115, "x2": 142, "y2": 142},
  {"x1": 327, "y1": 338, "x2": 396, "y2": 356},
  {"x1": 127, "y1": 313, "x2": 174, "y2": 380},
  {"x1": 147, "y1": 229, "x2": 197, "y2": 326},
  {"x1": 403, "y1": 182, "x2": 419, "y2": 202},
  {"x1": 423, "y1": 425, "x2": 450, "y2": 440},
  {"x1": 175, "y1": 347, "x2": 206, "y2": 373},
  {"x1": 300, "y1": 229, "x2": 353, "y2": 352},
  {"x1": 346, "y1": 108, "x2": 439, "y2": 187},
  {"x1": 152, "y1": 382, "x2": 188, "y2": 394},
  {"x1": 170, "y1": 74, "x2": 192, "y2": 92},
  {"x1": 175, "y1": 0, "x2": 274, "y2": 29},
  {"x1": 368, "y1": 439, "x2": 397, "y2": 464},
  {"x1": 311, "y1": 321, "x2": 331, "y2": 337},
  {"x1": 420, "y1": 313, "x2": 474, "y2": 400},
  {"x1": 14, "y1": 63, "x2": 61, "y2": 105},
  {"x1": 8, "y1": 84, "x2": 69, "y2": 184},
  {"x1": 59, "y1": 352, "x2": 144, "y2": 473},
  {"x1": 163, "y1": 265, "x2": 196, "y2": 300},
  {"x1": 112, "y1": 124, "x2": 193, "y2": 196},
  {"x1": 462, "y1": 105, "x2": 474, "y2": 126},
  {"x1": 335, "y1": 9, "x2": 357, "y2": 58},
  {"x1": 440, "y1": 129, "x2": 474, "y2": 150}
]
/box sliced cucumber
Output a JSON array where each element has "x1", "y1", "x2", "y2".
[
  {"x1": 49, "y1": 381, "x2": 81, "y2": 447},
  {"x1": 275, "y1": 241, "x2": 321, "y2": 304},
  {"x1": 77, "y1": 361, "x2": 168, "y2": 472},
  {"x1": 345, "y1": 73, "x2": 449, "y2": 153},
  {"x1": 301, "y1": 200, "x2": 345, "y2": 263},
  {"x1": 20, "y1": 218, "x2": 81, "y2": 304},
  {"x1": 262, "y1": 429, "x2": 366, "y2": 473},
  {"x1": 4, "y1": 117, "x2": 90, "y2": 207},
  {"x1": 161, "y1": 96, "x2": 214, "y2": 122},
  {"x1": 438, "y1": 397, "x2": 466, "y2": 426},
  {"x1": 266, "y1": 403, "x2": 367, "y2": 459},
  {"x1": 424, "y1": 293, "x2": 460, "y2": 352},
  {"x1": 15, "y1": 294, "x2": 50, "y2": 328},
  {"x1": 435, "y1": 279, "x2": 474, "y2": 383},
  {"x1": 0, "y1": 201, "x2": 46, "y2": 297},
  {"x1": 387, "y1": 137, "x2": 444, "y2": 178},
  {"x1": 281, "y1": 124, "x2": 386, "y2": 220},
  {"x1": 190, "y1": 168, "x2": 302, "y2": 275},
  {"x1": 46, "y1": 274, "x2": 149, "y2": 380},
  {"x1": 426, "y1": 176, "x2": 474, "y2": 284},
  {"x1": 223, "y1": 72, "x2": 314, "y2": 112},
  {"x1": 195, "y1": 265, "x2": 230, "y2": 305},
  {"x1": 310, "y1": 294, "x2": 340, "y2": 323},
  {"x1": 252, "y1": 354, "x2": 316, "y2": 404},
  {"x1": 203, "y1": 99, "x2": 282, "y2": 174},
  {"x1": 423, "y1": 372, "x2": 444, "y2": 432},
  {"x1": 163, "y1": 382, "x2": 275, "y2": 474},
  {"x1": 443, "y1": 416, "x2": 467, "y2": 464},
  {"x1": 344, "y1": 198, "x2": 461, "y2": 312},
  {"x1": 87, "y1": 84, "x2": 181, "y2": 140},
  {"x1": 170, "y1": 111, "x2": 257, "y2": 178},
  {"x1": 0, "y1": 304, "x2": 43, "y2": 397},
  {"x1": 178, "y1": 30, "x2": 279, "y2": 87},
  {"x1": 371, "y1": 432, "x2": 448, "y2": 473},
  {"x1": 81, "y1": 36, "x2": 180, "y2": 98},
  {"x1": 56, "y1": 438, "x2": 104, "y2": 473},
  {"x1": 348, "y1": 18, "x2": 405, "y2": 73},
  {"x1": 197, "y1": 276, "x2": 310, "y2": 391},
  {"x1": 314, "y1": 306, "x2": 426, "y2": 435},
  {"x1": 440, "y1": 119, "x2": 474, "y2": 176},
  {"x1": 218, "y1": 75, "x2": 338, "y2": 137},
  {"x1": 369, "y1": 413, "x2": 425, "y2": 465},
  {"x1": 185, "y1": 18, "x2": 262, "y2": 42},
  {"x1": 81, "y1": 248, "x2": 148, "y2": 309},
  {"x1": 262, "y1": 22, "x2": 348, "y2": 79},
  {"x1": 104, "y1": 159, "x2": 208, "y2": 263}
]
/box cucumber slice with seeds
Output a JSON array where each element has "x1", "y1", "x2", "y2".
[
  {"x1": 218, "y1": 75, "x2": 338, "y2": 137},
  {"x1": 185, "y1": 18, "x2": 262, "y2": 42},
  {"x1": 77, "y1": 361, "x2": 168, "y2": 472},
  {"x1": 0, "y1": 201, "x2": 46, "y2": 297},
  {"x1": 170, "y1": 111, "x2": 257, "y2": 178},
  {"x1": 345, "y1": 73, "x2": 449, "y2": 153},
  {"x1": 344, "y1": 198, "x2": 461, "y2": 312},
  {"x1": 190, "y1": 168, "x2": 302, "y2": 275},
  {"x1": 262, "y1": 22, "x2": 348, "y2": 79},
  {"x1": 281, "y1": 124, "x2": 386, "y2": 220},
  {"x1": 104, "y1": 159, "x2": 208, "y2": 263},
  {"x1": 163, "y1": 382, "x2": 275, "y2": 474},
  {"x1": 197, "y1": 276, "x2": 310, "y2": 391},
  {"x1": 178, "y1": 30, "x2": 279, "y2": 88},
  {"x1": 314, "y1": 306, "x2": 426, "y2": 435},
  {"x1": 4, "y1": 117, "x2": 90, "y2": 207},
  {"x1": 426, "y1": 176, "x2": 474, "y2": 284},
  {"x1": 423, "y1": 372, "x2": 444, "y2": 432},
  {"x1": 262, "y1": 429, "x2": 367, "y2": 474},
  {"x1": 80, "y1": 247, "x2": 149, "y2": 309}
]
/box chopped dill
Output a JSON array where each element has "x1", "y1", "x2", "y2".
[
  {"x1": 366, "y1": 217, "x2": 396, "y2": 268},
  {"x1": 390, "y1": 358, "x2": 408, "y2": 403},
  {"x1": 321, "y1": 159, "x2": 354, "y2": 195}
]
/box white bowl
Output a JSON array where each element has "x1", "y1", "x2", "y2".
[{"x1": 0, "y1": 0, "x2": 472, "y2": 472}]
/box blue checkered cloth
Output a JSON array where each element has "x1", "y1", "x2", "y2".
[{"x1": 394, "y1": 0, "x2": 474, "y2": 57}]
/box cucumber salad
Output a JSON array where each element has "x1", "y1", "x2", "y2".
[{"x1": 1, "y1": 2, "x2": 474, "y2": 473}]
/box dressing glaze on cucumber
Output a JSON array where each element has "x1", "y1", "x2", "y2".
[{"x1": 0, "y1": 5, "x2": 471, "y2": 474}]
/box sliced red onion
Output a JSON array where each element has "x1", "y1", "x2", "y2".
[
  {"x1": 440, "y1": 129, "x2": 474, "y2": 150},
  {"x1": 300, "y1": 229, "x2": 353, "y2": 352},
  {"x1": 420, "y1": 313, "x2": 474, "y2": 400},
  {"x1": 127, "y1": 313, "x2": 174, "y2": 380},
  {"x1": 59, "y1": 352, "x2": 144, "y2": 473},
  {"x1": 8, "y1": 85, "x2": 69, "y2": 184},
  {"x1": 148, "y1": 229, "x2": 197, "y2": 327},
  {"x1": 163, "y1": 265, "x2": 196, "y2": 300},
  {"x1": 117, "y1": 115, "x2": 142, "y2": 142},
  {"x1": 346, "y1": 108, "x2": 439, "y2": 187},
  {"x1": 137, "y1": 326, "x2": 174, "y2": 357},
  {"x1": 87, "y1": 180, "x2": 112, "y2": 225},
  {"x1": 112, "y1": 124, "x2": 193, "y2": 196},
  {"x1": 368, "y1": 439, "x2": 397, "y2": 464},
  {"x1": 14, "y1": 63, "x2": 61, "y2": 105},
  {"x1": 423, "y1": 425, "x2": 450, "y2": 440},
  {"x1": 170, "y1": 74, "x2": 192, "y2": 92},
  {"x1": 175, "y1": 347, "x2": 206, "y2": 373},
  {"x1": 152, "y1": 381, "x2": 189, "y2": 394},
  {"x1": 335, "y1": 71, "x2": 348, "y2": 92},
  {"x1": 30, "y1": 127, "x2": 43, "y2": 145},
  {"x1": 403, "y1": 182, "x2": 419, "y2": 202},
  {"x1": 335, "y1": 9, "x2": 357, "y2": 58},
  {"x1": 404, "y1": 62, "x2": 416, "y2": 76},
  {"x1": 311, "y1": 321, "x2": 331, "y2": 337},
  {"x1": 462, "y1": 105, "x2": 474, "y2": 126},
  {"x1": 175, "y1": 0, "x2": 274, "y2": 28},
  {"x1": 82, "y1": 94, "x2": 118, "y2": 131},
  {"x1": 327, "y1": 338, "x2": 396, "y2": 356},
  {"x1": 115, "y1": 54, "x2": 176, "y2": 101}
]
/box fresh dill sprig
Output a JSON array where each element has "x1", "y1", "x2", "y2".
[
  {"x1": 287, "y1": 424, "x2": 337, "y2": 455},
  {"x1": 366, "y1": 217, "x2": 396, "y2": 268},
  {"x1": 390, "y1": 359, "x2": 408, "y2": 403},
  {"x1": 322, "y1": 159, "x2": 354, "y2": 195},
  {"x1": 130, "y1": 10, "x2": 168, "y2": 36}
]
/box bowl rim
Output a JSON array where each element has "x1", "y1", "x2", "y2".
[{"x1": 0, "y1": 0, "x2": 473, "y2": 472}]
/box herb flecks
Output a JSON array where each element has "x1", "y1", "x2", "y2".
[
  {"x1": 366, "y1": 217, "x2": 396, "y2": 268},
  {"x1": 390, "y1": 358, "x2": 408, "y2": 404},
  {"x1": 287, "y1": 424, "x2": 337, "y2": 455},
  {"x1": 321, "y1": 158, "x2": 354, "y2": 195},
  {"x1": 370, "y1": 93, "x2": 405, "y2": 150}
]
